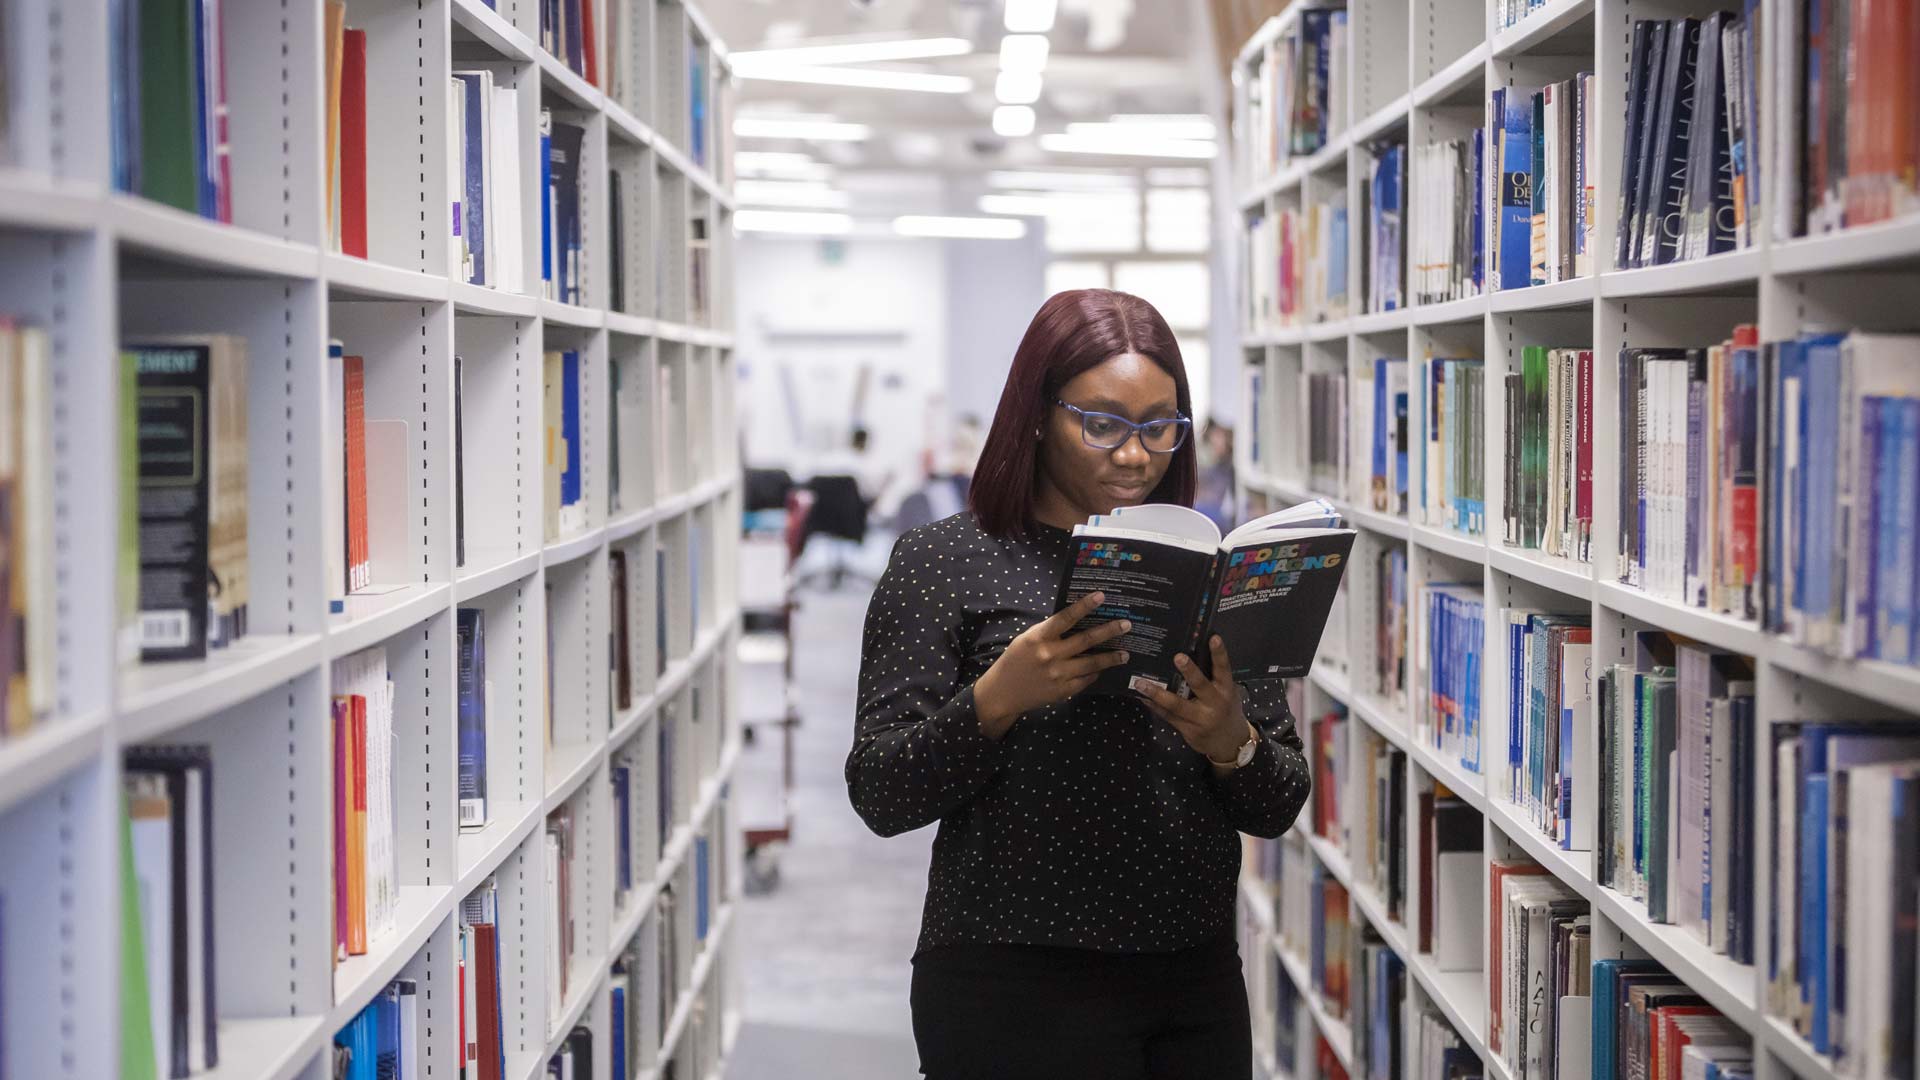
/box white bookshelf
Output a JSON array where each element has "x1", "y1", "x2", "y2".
[
  {"x1": 1229, "y1": 2, "x2": 1920, "y2": 1079},
  {"x1": 0, "y1": 0, "x2": 744, "y2": 1077}
]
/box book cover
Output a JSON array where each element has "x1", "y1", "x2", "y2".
[
  {"x1": 559, "y1": 350, "x2": 583, "y2": 532},
  {"x1": 610, "y1": 550, "x2": 631, "y2": 709},
  {"x1": 139, "y1": 0, "x2": 201, "y2": 213},
  {"x1": 1500, "y1": 87, "x2": 1533, "y2": 290},
  {"x1": 339, "y1": 29, "x2": 368, "y2": 258},
  {"x1": 1626, "y1": 23, "x2": 1671, "y2": 267},
  {"x1": 128, "y1": 343, "x2": 213, "y2": 661},
  {"x1": 452, "y1": 72, "x2": 492, "y2": 286},
  {"x1": 1056, "y1": 502, "x2": 1355, "y2": 693},
  {"x1": 1644, "y1": 19, "x2": 1702, "y2": 266}
]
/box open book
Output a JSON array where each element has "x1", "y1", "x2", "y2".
[{"x1": 1055, "y1": 499, "x2": 1356, "y2": 695}]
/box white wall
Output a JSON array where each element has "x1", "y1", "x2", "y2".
[
  {"x1": 943, "y1": 229, "x2": 1050, "y2": 431},
  {"x1": 733, "y1": 233, "x2": 949, "y2": 509}
]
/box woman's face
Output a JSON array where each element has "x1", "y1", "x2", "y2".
[{"x1": 1039, "y1": 352, "x2": 1180, "y2": 516}]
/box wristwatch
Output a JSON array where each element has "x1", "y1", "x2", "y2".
[{"x1": 1207, "y1": 724, "x2": 1260, "y2": 769}]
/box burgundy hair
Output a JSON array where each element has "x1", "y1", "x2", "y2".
[{"x1": 970, "y1": 289, "x2": 1198, "y2": 538}]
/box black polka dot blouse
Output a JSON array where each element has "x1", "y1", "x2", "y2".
[{"x1": 846, "y1": 510, "x2": 1313, "y2": 957}]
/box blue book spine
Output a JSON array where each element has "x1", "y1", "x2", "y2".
[
  {"x1": 376, "y1": 984, "x2": 401, "y2": 1080},
  {"x1": 695, "y1": 835, "x2": 711, "y2": 939},
  {"x1": 610, "y1": 985, "x2": 626, "y2": 1079},
  {"x1": 1500, "y1": 91, "x2": 1534, "y2": 291},
  {"x1": 1471, "y1": 130, "x2": 1486, "y2": 291},
  {"x1": 539, "y1": 109, "x2": 553, "y2": 294},
  {"x1": 1802, "y1": 336, "x2": 1845, "y2": 635},
  {"x1": 1560, "y1": 665, "x2": 1575, "y2": 848},
  {"x1": 1467, "y1": 604, "x2": 1482, "y2": 772},
  {"x1": 1510, "y1": 620, "x2": 1526, "y2": 795},
  {"x1": 1395, "y1": 387, "x2": 1410, "y2": 511},
  {"x1": 1310, "y1": 13, "x2": 1331, "y2": 148},
  {"x1": 1373, "y1": 358, "x2": 1389, "y2": 496},
  {"x1": 188, "y1": 0, "x2": 213, "y2": 219},
  {"x1": 561, "y1": 351, "x2": 582, "y2": 507},
  {"x1": 1862, "y1": 397, "x2": 1888, "y2": 658},
  {"x1": 1632, "y1": 674, "x2": 1647, "y2": 882},
  {"x1": 456, "y1": 608, "x2": 488, "y2": 827},
  {"x1": 1888, "y1": 400, "x2": 1920, "y2": 662},
  {"x1": 455, "y1": 75, "x2": 489, "y2": 286},
  {"x1": 1803, "y1": 769, "x2": 1831, "y2": 1051}
]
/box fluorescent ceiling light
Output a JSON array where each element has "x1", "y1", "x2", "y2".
[
  {"x1": 995, "y1": 70, "x2": 1042, "y2": 104},
  {"x1": 735, "y1": 181, "x2": 852, "y2": 209},
  {"x1": 977, "y1": 193, "x2": 1057, "y2": 215},
  {"x1": 734, "y1": 151, "x2": 833, "y2": 179},
  {"x1": 998, "y1": 34, "x2": 1051, "y2": 73},
  {"x1": 992, "y1": 105, "x2": 1036, "y2": 137},
  {"x1": 730, "y1": 37, "x2": 971, "y2": 67},
  {"x1": 894, "y1": 215, "x2": 1029, "y2": 239},
  {"x1": 733, "y1": 66, "x2": 972, "y2": 93},
  {"x1": 1038, "y1": 133, "x2": 1217, "y2": 159},
  {"x1": 1004, "y1": 0, "x2": 1058, "y2": 33},
  {"x1": 733, "y1": 116, "x2": 873, "y2": 141},
  {"x1": 735, "y1": 210, "x2": 854, "y2": 234},
  {"x1": 985, "y1": 169, "x2": 1136, "y2": 190},
  {"x1": 1146, "y1": 166, "x2": 1211, "y2": 186},
  {"x1": 1069, "y1": 116, "x2": 1218, "y2": 141}
]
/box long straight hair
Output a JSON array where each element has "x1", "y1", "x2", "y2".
[{"x1": 970, "y1": 289, "x2": 1197, "y2": 538}]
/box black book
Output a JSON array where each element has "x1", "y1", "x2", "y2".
[
  {"x1": 1680, "y1": 13, "x2": 1729, "y2": 261},
  {"x1": 610, "y1": 550, "x2": 631, "y2": 710},
  {"x1": 1617, "y1": 21, "x2": 1658, "y2": 269},
  {"x1": 128, "y1": 344, "x2": 213, "y2": 661},
  {"x1": 1627, "y1": 22, "x2": 1671, "y2": 267},
  {"x1": 565, "y1": 1025, "x2": 592, "y2": 1077},
  {"x1": 1055, "y1": 500, "x2": 1355, "y2": 695},
  {"x1": 457, "y1": 607, "x2": 488, "y2": 829},
  {"x1": 1387, "y1": 750, "x2": 1406, "y2": 919},
  {"x1": 454, "y1": 354, "x2": 465, "y2": 568},
  {"x1": 548, "y1": 120, "x2": 586, "y2": 305},
  {"x1": 608, "y1": 169, "x2": 626, "y2": 312},
  {"x1": 1644, "y1": 18, "x2": 1702, "y2": 266},
  {"x1": 125, "y1": 745, "x2": 217, "y2": 1077}
]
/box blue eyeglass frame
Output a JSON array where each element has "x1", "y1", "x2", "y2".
[{"x1": 1054, "y1": 400, "x2": 1192, "y2": 453}]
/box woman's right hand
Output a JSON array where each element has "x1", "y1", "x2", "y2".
[{"x1": 972, "y1": 591, "x2": 1132, "y2": 739}]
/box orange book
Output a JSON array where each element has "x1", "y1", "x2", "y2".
[
  {"x1": 582, "y1": 0, "x2": 599, "y2": 87},
  {"x1": 332, "y1": 697, "x2": 350, "y2": 961},
  {"x1": 343, "y1": 355, "x2": 369, "y2": 591},
  {"x1": 324, "y1": 1, "x2": 346, "y2": 241},
  {"x1": 348, "y1": 692, "x2": 368, "y2": 954}
]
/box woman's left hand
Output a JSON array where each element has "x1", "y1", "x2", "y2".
[{"x1": 1138, "y1": 635, "x2": 1256, "y2": 766}]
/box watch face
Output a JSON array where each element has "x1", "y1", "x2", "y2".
[{"x1": 1236, "y1": 733, "x2": 1257, "y2": 767}]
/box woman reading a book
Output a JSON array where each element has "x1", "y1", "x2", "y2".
[{"x1": 847, "y1": 289, "x2": 1312, "y2": 1079}]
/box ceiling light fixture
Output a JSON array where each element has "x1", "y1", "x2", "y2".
[
  {"x1": 1003, "y1": 0, "x2": 1059, "y2": 33},
  {"x1": 1069, "y1": 116, "x2": 1218, "y2": 141},
  {"x1": 994, "y1": 70, "x2": 1043, "y2": 104},
  {"x1": 734, "y1": 151, "x2": 833, "y2": 179},
  {"x1": 893, "y1": 215, "x2": 1029, "y2": 239},
  {"x1": 984, "y1": 169, "x2": 1137, "y2": 190},
  {"x1": 730, "y1": 37, "x2": 972, "y2": 67},
  {"x1": 977, "y1": 193, "x2": 1058, "y2": 215},
  {"x1": 734, "y1": 210, "x2": 855, "y2": 235},
  {"x1": 735, "y1": 181, "x2": 852, "y2": 209},
  {"x1": 991, "y1": 105, "x2": 1036, "y2": 137},
  {"x1": 1037, "y1": 133, "x2": 1217, "y2": 159},
  {"x1": 732, "y1": 65, "x2": 972, "y2": 93},
  {"x1": 732, "y1": 117, "x2": 873, "y2": 141},
  {"x1": 998, "y1": 34, "x2": 1051, "y2": 73}
]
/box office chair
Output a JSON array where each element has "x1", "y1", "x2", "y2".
[{"x1": 795, "y1": 474, "x2": 874, "y2": 590}]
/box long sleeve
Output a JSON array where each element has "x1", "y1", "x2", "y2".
[
  {"x1": 845, "y1": 533, "x2": 1010, "y2": 838},
  {"x1": 1206, "y1": 677, "x2": 1312, "y2": 838}
]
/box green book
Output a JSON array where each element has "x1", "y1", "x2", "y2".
[
  {"x1": 137, "y1": 0, "x2": 199, "y2": 212},
  {"x1": 1644, "y1": 674, "x2": 1678, "y2": 922},
  {"x1": 1522, "y1": 345, "x2": 1549, "y2": 546},
  {"x1": 119, "y1": 796, "x2": 159, "y2": 1080}
]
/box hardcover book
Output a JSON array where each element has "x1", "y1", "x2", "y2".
[{"x1": 1055, "y1": 500, "x2": 1356, "y2": 695}]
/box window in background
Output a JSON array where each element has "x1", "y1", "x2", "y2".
[
  {"x1": 1146, "y1": 187, "x2": 1210, "y2": 253},
  {"x1": 1113, "y1": 261, "x2": 1209, "y2": 330},
  {"x1": 1041, "y1": 189, "x2": 1142, "y2": 253},
  {"x1": 1045, "y1": 260, "x2": 1110, "y2": 295},
  {"x1": 1176, "y1": 337, "x2": 1212, "y2": 428}
]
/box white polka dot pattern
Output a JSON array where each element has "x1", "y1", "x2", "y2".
[{"x1": 845, "y1": 511, "x2": 1313, "y2": 956}]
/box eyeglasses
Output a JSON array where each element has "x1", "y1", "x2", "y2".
[{"x1": 1055, "y1": 400, "x2": 1191, "y2": 453}]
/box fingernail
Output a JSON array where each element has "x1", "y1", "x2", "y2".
[
  {"x1": 1175, "y1": 655, "x2": 1188, "y2": 668},
  {"x1": 1119, "y1": 620, "x2": 1132, "y2": 632},
  {"x1": 1118, "y1": 651, "x2": 1130, "y2": 662},
  {"x1": 1212, "y1": 635, "x2": 1223, "y2": 646}
]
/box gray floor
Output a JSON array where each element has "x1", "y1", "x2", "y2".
[{"x1": 726, "y1": 550, "x2": 930, "y2": 1080}]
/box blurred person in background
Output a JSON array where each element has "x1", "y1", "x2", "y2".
[
  {"x1": 845, "y1": 289, "x2": 1310, "y2": 1080},
  {"x1": 1193, "y1": 420, "x2": 1236, "y2": 530}
]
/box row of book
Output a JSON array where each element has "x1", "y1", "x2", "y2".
[
  {"x1": 128, "y1": 336, "x2": 250, "y2": 659},
  {"x1": 1416, "y1": 582, "x2": 1483, "y2": 775},
  {"x1": 1782, "y1": 0, "x2": 1920, "y2": 236},
  {"x1": 111, "y1": 0, "x2": 233, "y2": 222},
  {"x1": 1617, "y1": 331, "x2": 1762, "y2": 614},
  {"x1": 1767, "y1": 721, "x2": 1920, "y2": 1076},
  {"x1": 1305, "y1": 370, "x2": 1349, "y2": 493},
  {"x1": 545, "y1": 1026, "x2": 593, "y2": 1079},
  {"x1": 333, "y1": 646, "x2": 399, "y2": 963},
  {"x1": 1410, "y1": 134, "x2": 1486, "y2": 306},
  {"x1": 545, "y1": 350, "x2": 587, "y2": 540},
  {"x1": 1416, "y1": 788, "x2": 1481, "y2": 971},
  {"x1": 1617, "y1": 14, "x2": 1760, "y2": 269},
  {"x1": 457, "y1": 608, "x2": 492, "y2": 829},
  {"x1": 545, "y1": 804, "x2": 578, "y2": 1030},
  {"x1": 325, "y1": 5, "x2": 368, "y2": 258},
  {"x1": 323, "y1": 341, "x2": 374, "y2": 613},
  {"x1": 1490, "y1": 77, "x2": 1598, "y2": 290},
  {"x1": 122, "y1": 746, "x2": 219, "y2": 1080},
  {"x1": 1354, "y1": 927, "x2": 1406, "y2": 1080},
  {"x1": 1365, "y1": 358, "x2": 1409, "y2": 516},
  {"x1": 1502, "y1": 610, "x2": 1593, "y2": 853},
  {"x1": 333, "y1": 977, "x2": 420, "y2": 1080},
  {"x1": 1590, "y1": 959, "x2": 1750, "y2": 1080},
  {"x1": 1363, "y1": 143, "x2": 1405, "y2": 313},
  {"x1": 3, "y1": 322, "x2": 54, "y2": 737},
  {"x1": 1245, "y1": 199, "x2": 1348, "y2": 333},
  {"x1": 1240, "y1": 6, "x2": 1348, "y2": 181},
  {"x1": 1488, "y1": 861, "x2": 1584, "y2": 1080},
  {"x1": 460, "y1": 878, "x2": 509, "y2": 1080},
  {"x1": 1412, "y1": 1001, "x2": 1484, "y2": 1079},
  {"x1": 1595, "y1": 636, "x2": 1757, "y2": 966},
  {"x1": 1352, "y1": 732, "x2": 1407, "y2": 925},
  {"x1": 1504, "y1": 347, "x2": 1594, "y2": 563},
  {"x1": 1374, "y1": 547, "x2": 1408, "y2": 705},
  {"x1": 447, "y1": 69, "x2": 528, "y2": 294},
  {"x1": 1420, "y1": 357, "x2": 1487, "y2": 537},
  {"x1": 1308, "y1": 705, "x2": 1348, "y2": 842},
  {"x1": 541, "y1": 0, "x2": 603, "y2": 85}
]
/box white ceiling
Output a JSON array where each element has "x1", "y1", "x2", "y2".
[{"x1": 705, "y1": 0, "x2": 1218, "y2": 181}]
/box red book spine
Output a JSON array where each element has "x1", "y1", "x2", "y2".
[
  {"x1": 344, "y1": 356, "x2": 369, "y2": 591},
  {"x1": 340, "y1": 30, "x2": 369, "y2": 258},
  {"x1": 474, "y1": 923, "x2": 503, "y2": 1080},
  {"x1": 349, "y1": 693, "x2": 368, "y2": 955},
  {"x1": 332, "y1": 697, "x2": 350, "y2": 961},
  {"x1": 213, "y1": 5, "x2": 233, "y2": 222},
  {"x1": 581, "y1": 0, "x2": 599, "y2": 87}
]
